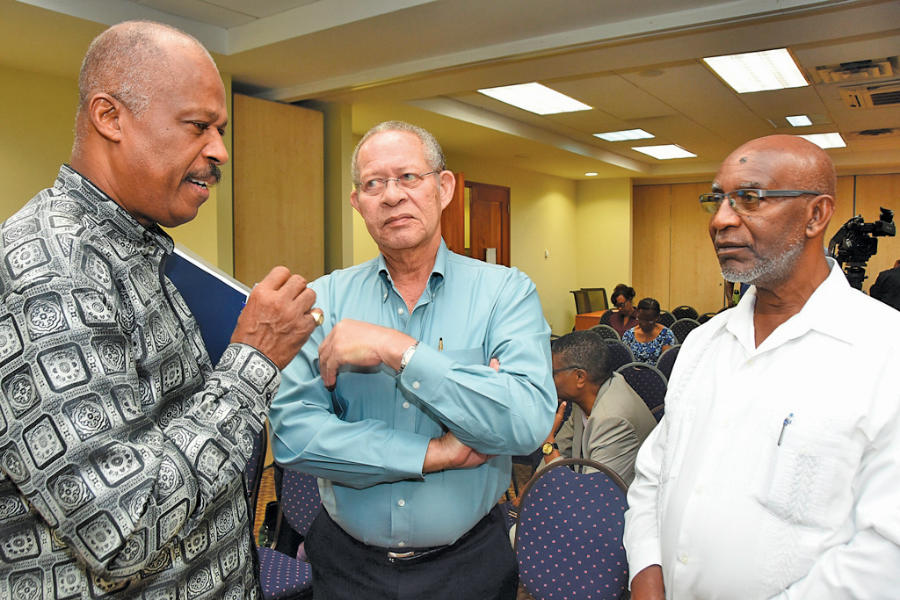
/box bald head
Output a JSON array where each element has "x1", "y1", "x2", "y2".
[
  {"x1": 77, "y1": 21, "x2": 213, "y2": 118},
  {"x1": 721, "y1": 134, "x2": 836, "y2": 199}
]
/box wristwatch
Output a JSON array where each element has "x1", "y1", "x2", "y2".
[
  {"x1": 398, "y1": 342, "x2": 418, "y2": 374},
  {"x1": 541, "y1": 442, "x2": 558, "y2": 456}
]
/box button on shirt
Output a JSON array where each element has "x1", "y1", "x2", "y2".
[
  {"x1": 269, "y1": 241, "x2": 555, "y2": 548},
  {"x1": 625, "y1": 259, "x2": 900, "y2": 598}
]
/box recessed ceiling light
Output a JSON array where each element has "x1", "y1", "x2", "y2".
[
  {"x1": 632, "y1": 145, "x2": 697, "y2": 160},
  {"x1": 786, "y1": 115, "x2": 813, "y2": 127},
  {"x1": 477, "y1": 82, "x2": 592, "y2": 115},
  {"x1": 798, "y1": 133, "x2": 846, "y2": 149},
  {"x1": 594, "y1": 129, "x2": 654, "y2": 142},
  {"x1": 584, "y1": 172, "x2": 599, "y2": 177},
  {"x1": 703, "y1": 48, "x2": 808, "y2": 93}
]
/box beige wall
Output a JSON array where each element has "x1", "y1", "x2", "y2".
[
  {"x1": 575, "y1": 178, "x2": 633, "y2": 301},
  {"x1": 0, "y1": 63, "x2": 233, "y2": 272}
]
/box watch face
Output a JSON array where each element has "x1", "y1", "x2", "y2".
[{"x1": 542, "y1": 442, "x2": 554, "y2": 455}]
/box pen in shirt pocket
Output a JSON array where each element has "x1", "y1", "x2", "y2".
[
  {"x1": 438, "y1": 337, "x2": 443, "y2": 351},
  {"x1": 777, "y1": 412, "x2": 794, "y2": 446}
]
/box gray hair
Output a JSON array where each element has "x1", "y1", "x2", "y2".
[
  {"x1": 351, "y1": 121, "x2": 446, "y2": 184},
  {"x1": 78, "y1": 20, "x2": 213, "y2": 118},
  {"x1": 551, "y1": 331, "x2": 611, "y2": 385}
]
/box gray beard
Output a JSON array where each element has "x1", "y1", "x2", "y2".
[{"x1": 721, "y1": 238, "x2": 805, "y2": 286}]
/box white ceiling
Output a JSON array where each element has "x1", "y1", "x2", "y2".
[{"x1": 4, "y1": 0, "x2": 900, "y2": 182}]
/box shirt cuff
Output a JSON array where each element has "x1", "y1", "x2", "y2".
[{"x1": 626, "y1": 537, "x2": 663, "y2": 588}]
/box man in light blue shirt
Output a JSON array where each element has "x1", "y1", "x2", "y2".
[{"x1": 269, "y1": 121, "x2": 555, "y2": 599}]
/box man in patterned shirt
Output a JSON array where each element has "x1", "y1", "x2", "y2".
[{"x1": 0, "y1": 21, "x2": 318, "y2": 599}]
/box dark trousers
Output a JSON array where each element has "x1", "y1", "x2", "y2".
[{"x1": 305, "y1": 505, "x2": 518, "y2": 600}]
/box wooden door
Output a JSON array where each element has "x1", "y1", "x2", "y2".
[
  {"x1": 467, "y1": 181, "x2": 510, "y2": 266},
  {"x1": 440, "y1": 173, "x2": 466, "y2": 254}
]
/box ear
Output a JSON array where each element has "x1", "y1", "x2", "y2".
[
  {"x1": 350, "y1": 188, "x2": 361, "y2": 213},
  {"x1": 573, "y1": 368, "x2": 588, "y2": 389},
  {"x1": 87, "y1": 93, "x2": 125, "y2": 143},
  {"x1": 805, "y1": 194, "x2": 834, "y2": 239},
  {"x1": 438, "y1": 170, "x2": 455, "y2": 211}
]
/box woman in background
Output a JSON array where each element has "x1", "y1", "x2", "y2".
[
  {"x1": 622, "y1": 297, "x2": 675, "y2": 366},
  {"x1": 608, "y1": 283, "x2": 638, "y2": 336}
]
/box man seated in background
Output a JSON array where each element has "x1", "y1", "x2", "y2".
[{"x1": 540, "y1": 331, "x2": 656, "y2": 485}]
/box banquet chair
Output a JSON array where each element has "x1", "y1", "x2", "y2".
[
  {"x1": 698, "y1": 311, "x2": 717, "y2": 324},
  {"x1": 581, "y1": 287, "x2": 609, "y2": 311},
  {"x1": 257, "y1": 465, "x2": 319, "y2": 599},
  {"x1": 670, "y1": 318, "x2": 701, "y2": 344},
  {"x1": 571, "y1": 289, "x2": 592, "y2": 314},
  {"x1": 655, "y1": 344, "x2": 681, "y2": 382},
  {"x1": 603, "y1": 339, "x2": 634, "y2": 372},
  {"x1": 616, "y1": 361, "x2": 667, "y2": 413},
  {"x1": 590, "y1": 323, "x2": 621, "y2": 341},
  {"x1": 657, "y1": 310, "x2": 675, "y2": 328},
  {"x1": 514, "y1": 458, "x2": 629, "y2": 600},
  {"x1": 671, "y1": 305, "x2": 699, "y2": 320}
]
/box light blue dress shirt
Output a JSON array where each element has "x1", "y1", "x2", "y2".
[{"x1": 269, "y1": 241, "x2": 555, "y2": 548}]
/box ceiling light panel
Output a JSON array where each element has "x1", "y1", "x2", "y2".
[
  {"x1": 703, "y1": 48, "x2": 808, "y2": 93},
  {"x1": 798, "y1": 133, "x2": 846, "y2": 149},
  {"x1": 786, "y1": 115, "x2": 812, "y2": 127},
  {"x1": 632, "y1": 145, "x2": 697, "y2": 160},
  {"x1": 594, "y1": 128, "x2": 654, "y2": 141},
  {"x1": 477, "y1": 83, "x2": 592, "y2": 115}
]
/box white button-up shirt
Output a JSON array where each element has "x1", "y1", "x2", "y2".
[{"x1": 625, "y1": 259, "x2": 900, "y2": 599}]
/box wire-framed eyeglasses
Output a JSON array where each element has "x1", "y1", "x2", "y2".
[
  {"x1": 552, "y1": 365, "x2": 584, "y2": 376},
  {"x1": 357, "y1": 171, "x2": 440, "y2": 196},
  {"x1": 699, "y1": 188, "x2": 821, "y2": 215}
]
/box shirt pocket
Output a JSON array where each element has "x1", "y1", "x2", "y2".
[{"x1": 758, "y1": 418, "x2": 861, "y2": 528}]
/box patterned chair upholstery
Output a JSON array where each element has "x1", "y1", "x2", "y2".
[
  {"x1": 698, "y1": 311, "x2": 717, "y2": 324},
  {"x1": 657, "y1": 310, "x2": 675, "y2": 328},
  {"x1": 257, "y1": 467, "x2": 320, "y2": 600},
  {"x1": 655, "y1": 344, "x2": 681, "y2": 382},
  {"x1": 670, "y1": 318, "x2": 701, "y2": 344},
  {"x1": 616, "y1": 361, "x2": 668, "y2": 412},
  {"x1": 671, "y1": 305, "x2": 699, "y2": 320},
  {"x1": 514, "y1": 458, "x2": 629, "y2": 600},
  {"x1": 603, "y1": 339, "x2": 634, "y2": 372},
  {"x1": 598, "y1": 310, "x2": 614, "y2": 326},
  {"x1": 590, "y1": 323, "x2": 621, "y2": 341}
]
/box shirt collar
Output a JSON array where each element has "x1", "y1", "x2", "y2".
[
  {"x1": 57, "y1": 164, "x2": 174, "y2": 255},
  {"x1": 725, "y1": 257, "x2": 854, "y2": 353},
  {"x1": 376, "y1": 239, "x2": 448, "y2": 302}
]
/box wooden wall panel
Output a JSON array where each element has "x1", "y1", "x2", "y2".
[
  {"x1": 854, "y1": 174, "x2": 900, "y2": 293},
  {"x1": 632, "y1": 185, "x2": 672, "y2": 309},
  {"x1": 669, "y1": 182, "x2": 725, "y2": 314},
  {"x1": 233, "y1": 94, "x2": 324, "y2": 286}
]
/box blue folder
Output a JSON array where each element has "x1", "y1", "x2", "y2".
[{"x1": 164, "y1": 245, "x2": 249, "y2": 364}]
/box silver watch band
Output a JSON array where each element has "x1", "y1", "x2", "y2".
[{"x1": 398, "y1": 342, "x2": 418, "y2": 373}]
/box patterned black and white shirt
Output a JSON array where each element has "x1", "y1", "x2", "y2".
[{"x1": 0, "y1": 165, "x2": 279, "y2": 599}]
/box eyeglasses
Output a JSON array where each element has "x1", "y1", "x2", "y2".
[
  {"x1": 552, "y1": 365, "x2": 583, "y2": 375},
  {"x1": 699, "y1": 188, "x2": 821, "y2": 215},
  {"x1": 614, "y1": 300, "x2": 629, "y2": 308},
  {"x1": 356, "y1": 171, "x2": 440, "y2": 196}
]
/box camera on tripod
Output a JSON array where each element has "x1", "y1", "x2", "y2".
[{"x1": 828, "y1": 207, "x2": 896, "y2": 290}]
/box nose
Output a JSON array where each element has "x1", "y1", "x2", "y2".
[
  {"x1": 381, "y1": 178, "x2": 406, "y2": 205},
  {"x1": 709, "y1": 196, "x2": 741, "y2": 234},
  {"x1": 205, "y1": 128, "x2": 229, "y2": 166}
]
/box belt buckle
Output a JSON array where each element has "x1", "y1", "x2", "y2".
[{"x1": 387, "y1": 550, "x2": 416, "y2": 561}]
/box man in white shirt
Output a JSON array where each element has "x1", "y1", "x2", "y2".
[{"x1": 625, "y1": 135, "x2": 900, "y2": 599}]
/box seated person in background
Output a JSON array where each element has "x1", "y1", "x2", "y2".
[
  {"x1": 608, "y1": 283, "x2": 638, "y2": 336},
  {"x1": 870, "y1": 259, "x2": 900, "y2": 311},
  {"x1": 540, "y1": 331, "x2": 657, "y2": 486},
  {"x1": 622, "y1": 297, "x2": 675, "y2": 366}
]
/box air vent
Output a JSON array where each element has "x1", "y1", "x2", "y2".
[
  {"x1": 840, "y1": 79, "x2": 900, "y2": 109},
  {"x1": 815, "y1": 58, "x2": 895, "y2": 84},
  {"x1": 858, "y1": 128, "x2": 894, "y2": 136},
  {"x1": 847, "y1": 128, "x2": 900, "y2": 141}
]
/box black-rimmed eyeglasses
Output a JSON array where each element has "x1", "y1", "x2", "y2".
[
  {"x1": 552, "y1": 365, "x2": 584, "y2": 375},
  {"x1": 356, "y1": 171, "x2": 440, "y2": 196},
  {"x1": 699, "y1": 188, "x2": 821, "y2": 215}
]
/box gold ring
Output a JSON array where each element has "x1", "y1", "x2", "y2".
[{"x1": 311, "y1": 308, "x2": 324, "y2": 327}]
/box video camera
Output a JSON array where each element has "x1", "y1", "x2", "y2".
[{"x1": 828, "y1": 207, "x2": 895, "y2": 289}]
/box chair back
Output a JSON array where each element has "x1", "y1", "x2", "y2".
[
  {"x1": 244, "y1": 425, "x2": 268, "y2": 523},
  {"x1": 657, "y1": 310, "x2": 675, "y2": 327},
  {"x1": 603, "y1": 339, "x2": 634, "y2": 372},
  {"x1": 698, "y1": 311, "x2": 717, "y2": 324},
  {"x1": 279, "y1": 469, "x2": 322, "y2": 537},
  {"x1": 670, "y1": 318, "x2": 701, "y2": 344},
  {"x1": 581, "y1": 287, "x2": 609, "y2": 311},
  {"x1": 571, "y1": 289, "x2": 591, "y2": 314},
  {"x1": 616, "y1": 361, "x2": 667, "y2": 411},
  {"x1": 655, "y1": 344, "x2": 681, "y2": 382},
  {"x1": 589, "y1": 324, "x2": 620, "y2": 341},
  {"x1": 671, "y1": 305, "x2": 699, "y2": 320},
  {"x1": 515, "y1": 458, "x2": 629, "y2": 600},
  {"x1": 598, "y1": 310, "x2": 614, "y2": 326}
]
